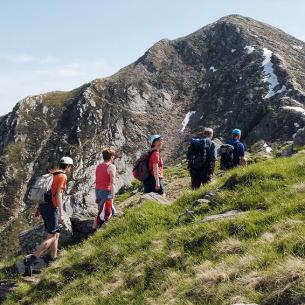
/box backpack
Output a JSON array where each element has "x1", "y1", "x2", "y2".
[
  {"x1": 219, "y1": 144, "x2": 235, "y2": 170},
  {"x1": 133, "y1": 150, "x2": 153, "y2": 181},
  {"x1": 187, "y1": 137, "x2": 211, "y2": 169},
  {"x1": 28, "y1": 171, "x2": 63, "y2": 203}
]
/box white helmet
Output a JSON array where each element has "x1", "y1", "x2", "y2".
[
  {"x1": 60, "y1": 156, "x2": 74, "y2": 165},
  {"x1": 149, "y1": 134, "x2": 162, "y2": 145}
]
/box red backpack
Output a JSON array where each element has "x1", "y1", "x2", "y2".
[{"x1": 132, "y1": 150, "x2": 154, "y2": 181}]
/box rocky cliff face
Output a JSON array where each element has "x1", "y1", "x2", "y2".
[{"x1": 1, "y1": 14, "x2": 305, "y2": 257}]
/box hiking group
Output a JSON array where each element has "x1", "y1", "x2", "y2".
[{"x1": 24, "y1": 128, "x2": 246, "y2": 276}]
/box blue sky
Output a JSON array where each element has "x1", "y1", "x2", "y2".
[{"x1": 0, "y1": 0, "x2": 304, "y2": 115}]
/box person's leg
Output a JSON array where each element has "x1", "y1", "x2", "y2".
[
  {"x1": 34, "y1": 202, "x2": 59, "y2": 258},
  {"x1": 160, "y1": 179, "x2": 166, "y2": 197},
  {"x1": 190, "y1": 169, "x2": 201, "y2": 189},
  {"x1": 93, "y1": 190, "x2": 102, "y2": 229},
  {"x1": 50, "y1": 233, "x2": 60, "y2": 259},
  {"x1": 33, "y1": 233, "x2": 58, "y2": 258},
  {"x1": 143, "y1": 175, "x2": 154, "y2": 193},
  {"x1": 201, "y1": 167, "x2": 212, "y2": 186}
]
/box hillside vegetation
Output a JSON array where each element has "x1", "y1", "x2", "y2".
[{"x1": 3, "y1": 151, "x2": 305, "y2": 305}]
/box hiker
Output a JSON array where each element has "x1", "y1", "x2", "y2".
[
  {"x1": 220, "y1": 129, "x2": 247, "y2": 170},
  {"x1": 187, "y1": 128, "x2": 217, "y2": 189},
  {"x1": 24, "y1": 157, "x2": 73, "y2": 276},
  {"x1": 143, "y1": 135, "x2": 165, "y2": 196},
  {"x1": 228, "y1": 129, "x2": 247, "y2": 167},
  {"x1": 92, "y1": 147, "x2": 117, "y2": 230}
]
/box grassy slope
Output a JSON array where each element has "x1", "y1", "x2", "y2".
[{"x1": 4, "y1": 152, "x2": 305, "y2": 305}]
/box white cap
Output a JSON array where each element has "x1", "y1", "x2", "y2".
[
  {"x1": 60, "y1": 156, "x2": 74, "y2": 165},
  {"x1": 149, "y1": 134, "x2": 162, "y2": 145}
]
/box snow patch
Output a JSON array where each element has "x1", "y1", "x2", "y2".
[
  {"x1": 293, "y1": 45, "x2": 303, "y2": 50},
  {"x1": 231, "y1": 49, "x2": 236, "y2": 53},
  {"x1": 293, "y1": 133, "x2": 297, "y2": 139},
  {"x1": 209, "y1": 66, "x2": 217, "y2": 72},
  {"x1": 244, "y1": 45, "x2": 255, "y2": 54},
  {"x1": 262, "y1": 48, "x2": 286, "y2": 99},
  {"x1": 294, "y1": 122, "x2": 300, "y2": 128},
  {"x1": 282, "y1": 106, "x2": 305, "y2": 115},
  {"x1": 181, "y1": 111, "x2": 196, "y2": 132},
  {"x1": 263, "y1": 142, "x2": 272, "y2": 153},
  {"x1": 277, "y1": 85, "x2": 287, "y2": 94}
]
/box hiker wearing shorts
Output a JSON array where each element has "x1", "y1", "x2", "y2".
[
  {"x1": 187, "y1": 128, "x2": 217, "y2": 189},
  {"x1": 143, "y1": 135, "x2": 165, "y2": 196},
  {"x1": 92, "y1": 147, "x2": 117, "y2": 230},
  {"x1": 24, "y1": 157, "x2": 73, "y2": 276}
]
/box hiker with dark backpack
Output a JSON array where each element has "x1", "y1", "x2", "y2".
[
  {"x1": 133, "y1": 135, "x2": 165, "y2": 195},
  {"x1": 220, "y1": 128, "x2": 247, "y2": 170},
  {"x1": 92, "y1": 148, "x2": 117, "y2": 230},
  {"x1": 24, "y1": 157, "x2": 73, "y2": 276},
  {"x1": 187, "y1": 128, "x2": 217, "y2": 189}
]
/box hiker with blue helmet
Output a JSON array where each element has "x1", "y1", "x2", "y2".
[
  {"x1": 143, "y1": 135, "x2": 165, "y2": 196},
  {"x1": 222, "y1": 129, "x2": 247, "y2": 168},
  {"x1": 187, "y1": 128, "x2": 217, "y2": 189}
]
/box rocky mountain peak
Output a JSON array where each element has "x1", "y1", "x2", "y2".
[{"x1": 2, "y1": 15, "x2": 305, "y2": 258}]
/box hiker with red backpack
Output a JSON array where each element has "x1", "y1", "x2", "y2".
[
  {"x1": 133, "y1": 135, "x2": 165, "y2": 196},
  {"x1": 187, "y1": 128, "x2": 217, "y2": 189},
  {"x1": 92, "y1": 147, "x2": 117, "y2": 230},
  {"x1": 145, "y1": 135, "x2": 164, "y2": 195},
  {"x1": 24, "y1": 157, "x2": 73, "y2": 276}
]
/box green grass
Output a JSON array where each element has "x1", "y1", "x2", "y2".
[
  {"x1": 42, "y1": 90, "x2": 76, "y2": 107},
  {"x1": 116, "y1": 180, "x2": 142, "y2": 204},
  {"x1": 4, "y1": 152, "x2": 305, "y2": 304}
]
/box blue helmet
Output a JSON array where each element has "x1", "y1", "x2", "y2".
[{"x1": 232, "y1": 129, "x2": 241, "y2": 136}]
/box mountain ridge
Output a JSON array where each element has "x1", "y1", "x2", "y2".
[{"x1": 1, "y1": 15, "x2": 305, "y2": 259}]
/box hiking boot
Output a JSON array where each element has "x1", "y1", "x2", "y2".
[{"x1": 24, "y1": 254, "x2": 37, "y2": 276}]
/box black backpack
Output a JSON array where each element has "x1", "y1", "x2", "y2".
[
  {"x1": 219, "y1": 144, "x2": 235, "y2": 170},
  {"x1": 187, "y1": 137, "x2": 211, "y2": 169}
]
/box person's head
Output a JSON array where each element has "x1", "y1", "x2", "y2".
[
  {"x1": 102, "y1": 147, "x2": 116, "y2": 163},
  {"x1": 203, "y1": 127, "x2": 214, "y2": 139},
  {"x1": 59, "y1": 156, "x2": 73, "y2": 173},
  {"x1": 232, "y1": 129, "x2": 241, "y2": 139},
  {"x1": 150, "y1": 134, "x2": 163, "y2": 150}
]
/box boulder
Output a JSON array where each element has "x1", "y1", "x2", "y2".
[
  {"x1": 139, "y1": 193, "x2": 170, "y2": 205},
  {"x1": 293, "y1": 127, "x2": 305, "y2": 149},
  {"x1": 70, "y1": 215, "x2": 94, "y2": 235},
  {"x1": 200, "y1": 210, "x2": 251, "y2": 223},
  {"x1": 193, "y1": 198, "x2": 211, "y2": 206}
]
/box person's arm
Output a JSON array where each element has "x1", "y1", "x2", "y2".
[
  {"x1": 56, "y1": 188, "x2": 64, "y2": 224},
  {"x1": 210, "y1": 142, "x2": 217, "y2": 174},
  {"x1": 153, "y1": 163, "x2": 160, "y2": 190},
  {"x1": 239, "y1": 144, "x2": 247, "y2": 166},
  {"x1": 108, "y1": 165, "x2": 116, "y2": 201}
]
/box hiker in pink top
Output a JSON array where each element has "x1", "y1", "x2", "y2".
[{"x1": 92, "y1": 148, "x2": 117, "y2": 230}]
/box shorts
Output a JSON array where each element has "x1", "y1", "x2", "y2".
[
  {"x1": 96, "y1": 189, "x2": 112, "y2": 206},
  {"x1": 143, "y1": 175, "x2": 164, "y2": 195},
  {"x1": 39, "y1": 202, "x2": 60, "y2": 234},
  {"x1": 96, "y1": 189, "x2": 117, "y2": 215}
]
